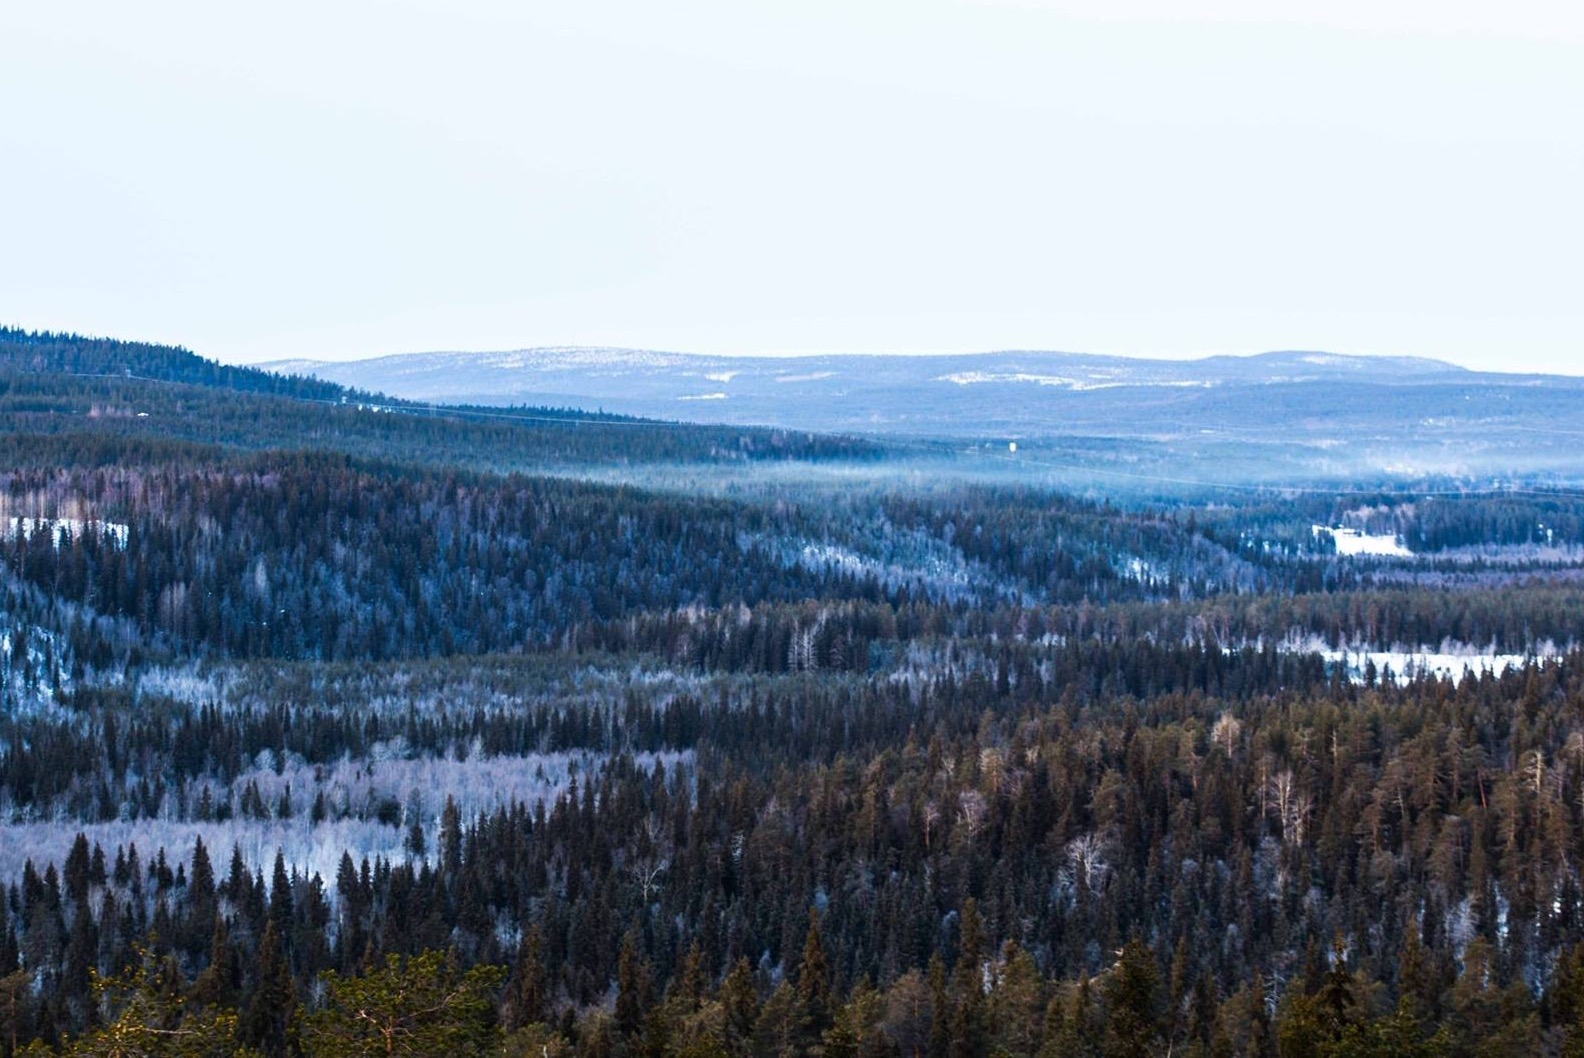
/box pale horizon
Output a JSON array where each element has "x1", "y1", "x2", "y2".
[
  {"x1": 10, "y1": 320, "x2": 1584, "y2": 378},
  {"x1": 246, "y1": 342, "x2": 1575, "y2": 378},
  {"x1": 5, "y1": 0, "x2": 1580, "y2": 373}
]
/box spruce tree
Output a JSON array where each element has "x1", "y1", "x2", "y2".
[{"x1": 241, "y1": 920, "x2": 295, "y2": 1058}]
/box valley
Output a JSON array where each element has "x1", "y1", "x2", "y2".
[{"x1": 2, "y1": 326, "x2": 1584, "y2": 1056}]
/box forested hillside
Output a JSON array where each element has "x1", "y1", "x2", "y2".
[
  {"x1": 0, "y1": 327, "x2": 353, "y2": 403},
  {"x1": 3, "y1": 329, "x2": 1584, "y2": 1056},
  {"x1": 0, "y1": 329, "x2": 882, "y2": 473}
]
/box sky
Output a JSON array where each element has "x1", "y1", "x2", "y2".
[{"x1": 3, "y1": 1, "x2": 1581, "y2": 372}]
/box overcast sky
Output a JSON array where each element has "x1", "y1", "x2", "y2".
[{"x1": 3, "y1": 1, "x2": 1581, "y2": 372}]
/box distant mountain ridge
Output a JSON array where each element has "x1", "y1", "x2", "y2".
[
  {"x1": 260, "y1": 346, "x2": 1564, "y2": 435},
  {"x1": 11, "y1": 324, "x2": 1579, "y2": 481},
  {"x1": 0, "y1": 326, "x2": 883, "y2": 472},
  {"x1": 259, "y1": 345, "x2": 1584, "y2": 480},
  {"x1": 267, "y1": 346, "x2": 1471, "y2": 391}
]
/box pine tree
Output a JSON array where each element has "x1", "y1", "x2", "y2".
[
  {"x1": 1042, "y1": 975, "x2": 1101, "y2": 1058},
  {"x1": 988, "y1": 942, "x2": 1043, "y2": 1058},
  {"x1": 949, "y1": 900, "x2": 988, "y2": 1058},
  {"x1": 504, "y1": 925, "x2": 549, "y2": 1030},
  {"x1": 796, "y1": 909, "x2": 835, "y2": 1046},
  {"x1": 674, "y1": 940, "x2": 708, "y2": 1010},
  {"x1": 1396, "y1": 924, "x2": 1438, "y2": 1028},
  {"x1": 267, "y1": 852, "x2": 292, "y2": 932},
  {"x1": 190, "y1": 917, "x2": 239, "y2": 1010},
  {"x1": 719, "y1": 957, "x2": 759, "y2": 1058},
  {"x1": 927, "y1": 954, "x2": 950, "y2": 1058},
  {"x1": 615, "y1": 933, "x2": 650, "y2": 1040},
  {"x1": 1317, "y1": 933, "x2": 1356, "y2": 1039},
  {"x1": 440, "y1": 797, "x2": 463, "y2": 879},
  {"x1": 1103, "y1": 939, "x2": 1160, "y2": 1058},
  {"x1": 882, "y1": 969, "x2": 934, "y2": 1058},
  {"x1": 241, "y1": 920, "x2": 295, "y2": 1058}
]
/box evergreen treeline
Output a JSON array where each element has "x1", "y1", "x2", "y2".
[
  {"x1": 13, "y1": 444, "x2": 1579, "y2": 681},
  {"x1": 5, "y1": 652, "x2": 1584, "y2": 1055},
  {"x1": 6, "y1": 327, "x2": 1584, "y2": 1055},
  {"x1": 0, "y1": 329, "x2": 884, "y2": 471},
  {"x1": 0, "y1": 326, "x2": 353, "y2": 403}
]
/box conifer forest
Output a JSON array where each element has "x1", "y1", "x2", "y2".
[{"x1": 6, "y1": 326, "x2": 1584, "y2": 1057}]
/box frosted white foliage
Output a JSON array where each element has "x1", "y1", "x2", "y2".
[
  {"x1": 227, "y1": 747, "x2": 690, "y2": 823},
  {"x1": 0, "y1": 749, "x2": 691, "y2": 886},
  {"x1": 748, "y1": 526, "x2": 1017, "y2": 604},
  {"x1": 136, "y1": 665, "x2": 226, "y2": 704},
  {"x1": 1064, "y1": 833, "x2": 1110, "y2": 892},
  {"x1": 1211, "y1": 714, "x2": 1242, "y2": 756},
  {"x1": 0, "y1": 818, "x2": 402, "y2": 892},
  {"x1": 0, "y1": 622, "x2": 72, "y2": 712}
]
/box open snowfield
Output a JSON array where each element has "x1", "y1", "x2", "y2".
[
  {"x1": 1312, "y1": 524, "x2": 1412, "y2": 557},
  {"x1": 0, "y1": 749, "x2": 691, "y2": 886}
]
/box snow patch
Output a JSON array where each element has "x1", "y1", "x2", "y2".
[
  {"x1": 1320, "y1": 649, "x2": 1535, "y2": 685},
  {"x1": 5, "y1": 517, "x2": 129, "y2": 548},
  {"x1": 1312, "y1": 524, "x2": 1411, "y2": 558},
  {"x1": 0, "y1": 748, "x2": 693, "y2": 886},
  {"x1": 938, "y1": 371, "x2": 1078, "y2": 388},
  {"x1": 1270, "y1": 633, "x2": 1561, "y2": 686},
  {"x1": 936, "y1": 371, "x2": 1212, "y2": 391}
]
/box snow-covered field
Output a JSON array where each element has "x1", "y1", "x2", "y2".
[
  {"x1": 0, "y1": 818, "x2": 408, "y2": 893},
  {"x1": 1269, "y1": 633, "x2": 1561, "y2": 685},
  {"x1": 1312, "y1": 524, "x2": 1412, "y2": 558},
  {"x1": 935, "y1": 371, "x2": 1215, "y2": 392},
  {"x1": 1319, "y1": 649, "x2": 1539, "y2": 685},
  {"x1": 223, "y1": 747, "x2": 691, "y2": 824},
  {"x1": 0, "y1": 748, "x2": 692, "y2": 886},
  {"x1": 5, "y1": 517, "x2": 129, "y2": 547}
]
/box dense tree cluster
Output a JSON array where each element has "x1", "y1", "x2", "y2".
[
  {"x1": 0, "y1": 326, "x2": 353, "y2": 404},
  {"x1": 0, "y1": 330, "x2": 883, "y2": 472},
  {"x1": 2, "y1": 455, "x2": 893, "y2": 662},
  {"x1": 1402, "y1": 497, "x2": 1584, "y2": 553},
  {"x1": 5, "y1": 327, "x2": 1584, "y2": 1054},
  {"x1": 4, "y1": 649, "x2": 1584, "y2": 1054}
]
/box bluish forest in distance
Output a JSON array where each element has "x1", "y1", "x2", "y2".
[{"x1": 3, "y1": 326, "x2": 1584, "y2": 1056}]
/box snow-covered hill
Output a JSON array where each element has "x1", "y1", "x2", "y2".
[{"x1": 261, "y1": 348, "x2": 1584, "y2": 478}]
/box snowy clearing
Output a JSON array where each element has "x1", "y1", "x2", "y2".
[
  {"x1": 5, "y1": 517, "x2": 129, "y2": 548},
  {"x1": 0, "y1": 749, "x2": 692, "y2": 885},
  {"x1": 1319, "y1": 649, "x2": 1539, "y2": 685},
  {"x1": 1312, "y1": 524, "x2": 1412, "y2": 557}
]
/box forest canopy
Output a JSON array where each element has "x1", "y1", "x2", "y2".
[{"x1": 2, "y1": 328, "x2": 1583, "y2": 1056}]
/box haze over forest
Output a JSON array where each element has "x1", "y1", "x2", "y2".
[
  {"x1": 2, "y1": 323, "x2": 1584, "y2": 1057},
  {"x1": 5, "y1": 1, "x2": 1584, "y2": 1056}
]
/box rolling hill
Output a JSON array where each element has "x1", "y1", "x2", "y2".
[{"x1": 264, "y1": 346, "x2": 1584, "y2": 480}]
